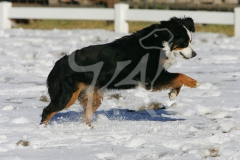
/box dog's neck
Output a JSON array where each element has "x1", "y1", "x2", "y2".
[{"x1": 162, "y1": 42, "x2": 176, "y2": 70}]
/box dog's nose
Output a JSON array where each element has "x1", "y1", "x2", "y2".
[{"x1": 192, "y1": 51, "x2": 197, "y2": 57}]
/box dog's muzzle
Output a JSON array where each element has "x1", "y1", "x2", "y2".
[{"x1": 179, "y1": 50, "x2": 197, "y2": 59}]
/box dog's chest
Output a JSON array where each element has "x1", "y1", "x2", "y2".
[{"x1": 161, "y1": 42, "x2": 176, "y2": 70}]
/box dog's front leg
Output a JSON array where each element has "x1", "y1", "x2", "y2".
[
  {"x1": 153, "y1": 73, "x2": 199, "y2": 99},
  {"x1": 172, "y1": 73, "x2": 199, "y2": 88},
  {"x1": 168, "y1": 73, "x2": 199, "y2": 100}
]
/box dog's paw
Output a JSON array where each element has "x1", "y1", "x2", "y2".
[
  {"x1": 86, "y1": 123, "x2": 94, "y2": 129},
  {"x1": 186, "y1": 79, "x2": 199, "y2": 88},
  {"x1": 169, "y1": 89, "x2": 178, "y2": 100},
  {"x1": 195, "y1": 82, "x2": 200, "y2": 88},
  {"x1": 191, "y1": 81, "x2": 200, "y2": 88}
]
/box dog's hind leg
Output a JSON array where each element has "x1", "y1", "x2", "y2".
[
  {"x1": 40, "y1": 82, "x2": 86, "y2": 125},
  {"x1": 79, "y1": 88, "x2": 103, "y2": 128}
]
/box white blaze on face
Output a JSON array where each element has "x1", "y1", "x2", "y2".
[{"x1": 183, "y1": 25, "x2": 192, "y2": 42}]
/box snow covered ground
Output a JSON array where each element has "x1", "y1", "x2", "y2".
[{"x1": 0, "y1": 28, "x2": 240, "y2": 160}]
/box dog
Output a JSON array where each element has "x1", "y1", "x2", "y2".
[{"x1": 40, "y1": 17, "x2": 199, "y2": 127}]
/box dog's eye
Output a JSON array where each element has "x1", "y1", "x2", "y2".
[{"x1": 178, "y1": 42, "x2": 188, "y2": 48}]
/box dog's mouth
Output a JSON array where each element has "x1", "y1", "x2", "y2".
[{"x1": 180, "y1": 52, "x2": 190, "y2": 59}]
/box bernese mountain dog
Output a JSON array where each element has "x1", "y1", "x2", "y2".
[{"x1": 40, "y1": 17, "x2": 199, "y2": 127}]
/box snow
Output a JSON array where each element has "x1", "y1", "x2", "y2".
[
  {"x1": 0, "y1": 28, "x2": 240, "y2": 159},
  {"x1": 2, "y1": 105, "x2": 14, "y2": 110},
  {"x1": 12, "y1": 116, "x2": 30, "y2": 124}
]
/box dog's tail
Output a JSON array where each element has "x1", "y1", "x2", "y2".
[{"x1": 47, "y1": 55, "x2": 69, "y2": 100}]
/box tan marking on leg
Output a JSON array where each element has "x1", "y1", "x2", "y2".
[
  {"x1": 64, "y1": 83, "x2": 87, "y2": 109},
  {"x1": 151, "y1": 73, "x2": 198, "y2": 95},
  {"x1": 79, "y1": 89, "x2": 103, "y2": 128},
  {"x1": 44, "y1": 112, "x2": 57, "y2": 125},
  {"x1": 179, "y1": 74, "x2": 198, "y2": 88},
  {"x1": 83, "y1": 106, "x2": 94, "y2": 128},
  {"x1": 92, "y1": 91, "x2": 103, "y2": 113},
  {"x1": 171, "y1": 73, "x2": 198, "y2": 89}
]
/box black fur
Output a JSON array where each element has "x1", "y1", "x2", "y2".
[{"x1": 170, "y1": 16, "x2": 195, "y2": 32}]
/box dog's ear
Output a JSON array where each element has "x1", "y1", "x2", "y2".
[{"x1": 170, "y1": 17, "x2": 195, "y2": 32}]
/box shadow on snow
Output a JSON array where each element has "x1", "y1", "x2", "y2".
[{"x1": 50, "y1": 108, "x2": 184, "y2": 124}]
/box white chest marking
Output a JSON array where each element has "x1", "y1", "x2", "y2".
[{"x1": 162, "y1": 42, "x2": 176, "y2": 70}]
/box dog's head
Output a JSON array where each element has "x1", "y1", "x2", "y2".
[
  {"x1": 168, "y1": 17, "x2": 196, "y2": 59},
  {"x1": 139, "y1": 17, "x2": 197, "y2": 60}
]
